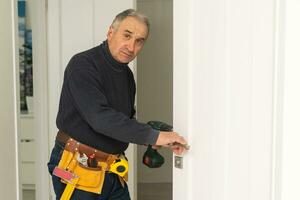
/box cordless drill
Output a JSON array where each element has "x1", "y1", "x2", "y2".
[{"x1": 142, "y1": 121, "x2": 173, "y2": 168}]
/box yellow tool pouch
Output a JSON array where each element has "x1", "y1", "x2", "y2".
[
  {"x1": 57, "y1": 150, "x2": 106, "y2": 194},
  {"x1": 53, "y1": 133, "x2": 130, "y2": 200}
]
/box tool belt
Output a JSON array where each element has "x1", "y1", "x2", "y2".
[
  {"x1": 53, "y1": 131, "x2": 128, "y2": 198},
  {"x1": 56, "y1": 131, "x2": 116, "y2": 162}
]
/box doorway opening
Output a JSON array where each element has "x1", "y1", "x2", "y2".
[
  {"x1": 17, "y1": 0, "x2": 36, "y2": 199},
  {"x1": 136, "y1": 0, "x2": 173, "y2": 199}
]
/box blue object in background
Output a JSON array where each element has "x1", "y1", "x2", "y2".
[
  {"x1": 25, "y1": 29, "x2": 32, "y2": 48},
  {"x1": 18, "y1": 0, "x2": 33, "y2": 113},
  {"x1": 18, "y1": 1, "x2": 26, "y2": 38},
  {"x1": 18, "y1": 1, "x2": 25, "y2": 17}
]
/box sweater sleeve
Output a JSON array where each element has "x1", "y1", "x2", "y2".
[{"x1": 66, "y1": 57, "x2": 159, "y2": 145}]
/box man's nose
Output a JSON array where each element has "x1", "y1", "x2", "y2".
[{"x1": 127, "y1": 39, "x2": 135, "y2": 52}]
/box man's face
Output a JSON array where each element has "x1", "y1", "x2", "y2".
[{"x1": 107, "y1": 16, "x2": 148, "y2": 63}]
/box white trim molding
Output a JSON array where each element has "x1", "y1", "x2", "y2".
[
  {"x1": 271, "y1": 0, "x2": 286, "y2": 199},
  {"x1": 280, "y1": 0, "x2": 300, "y2": 199},
  {"x1": 32, "y1": 0, "x2": 51, "y2": 199}
]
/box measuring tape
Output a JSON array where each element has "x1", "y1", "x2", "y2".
[{"x1": 109, "y1": 155, "x2": 128, "y2": 177}]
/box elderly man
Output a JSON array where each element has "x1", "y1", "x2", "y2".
[{"x1": 48, "y1": 9, "x2": 187, "y2": 200}]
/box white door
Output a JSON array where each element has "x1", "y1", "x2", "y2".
[
  {"x1": 0, "y1": 0, "x2": 20, "y2": 199},
  {"x1": 173, "y1": 0, "x2": 282, "y2": 199}
]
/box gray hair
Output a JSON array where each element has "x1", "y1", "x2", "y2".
[{"x1": 111, "y1": 9, "x2": 150, "y2": 33}]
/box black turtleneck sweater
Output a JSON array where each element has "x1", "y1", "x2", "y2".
[{"x1": 56, "y1": 41, "x2": 159, "y2": 154}]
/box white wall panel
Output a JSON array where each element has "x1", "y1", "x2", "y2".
[
  {"x1": 0, "y1": 0, "x2": 19, "y2": 199},
  {"x1": 94, "y1": 1, "x2": 135, "y2": 44},
  {"x1": 60, "y1": 0, "x2": 95, "y2": 69}
]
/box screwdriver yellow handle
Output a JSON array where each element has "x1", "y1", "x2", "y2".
[{"x1": 60, "y1": 177, "x2": 79, "y2": 200}]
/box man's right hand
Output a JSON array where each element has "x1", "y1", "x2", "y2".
[{"x1": 155, "y1": 131, "x2": 188, "y2": 155}]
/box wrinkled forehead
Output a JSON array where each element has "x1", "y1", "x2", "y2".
[{"x1": 117, "y1": 16, "x2": 149, "y2": 38}]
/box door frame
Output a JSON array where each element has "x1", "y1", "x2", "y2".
[
  {"x1": 0, "y1": 0, "x2": 21, "y2": 199},
  {"x1": 32, "y1": 0, "x2": 51, "y2": 199}
]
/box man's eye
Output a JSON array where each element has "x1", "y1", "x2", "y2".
[
  {"x1": 124, "y1": 34, "x2": 130, "y2": 39},
  {"x1": 136, "y1": 39, "x2": 144, "y2": 46}
]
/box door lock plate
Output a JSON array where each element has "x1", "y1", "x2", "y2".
[{"x1": 174, "y1": 156, "x2": 183, "y2": 169}]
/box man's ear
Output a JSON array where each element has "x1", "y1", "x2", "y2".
[{"x1": 107, "y1": 26, "x2": 114, "y2": 39}]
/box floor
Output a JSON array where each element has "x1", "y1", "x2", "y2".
[
  {"x1": 22, "y1": 183, "x2": 172, "y2": 200},
  {"x1": 138, "y1": 183, "x2": 172, "y2": 200}
]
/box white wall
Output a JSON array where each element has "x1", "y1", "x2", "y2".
[
  {"x1": 137, "y1": 0, "x2": 173, "y2": 183},
  {"x1": 173, "y1": 0, "x2": 278, "y2": 199},
  {"x1": 0, "y1": 0, "x2": 20, "y2": 199}
]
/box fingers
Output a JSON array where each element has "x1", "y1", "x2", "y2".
[
  {"x1": 173, "y1": 134, "x2": 187, "y2": 145},
  {"x1": 157, "y1": 131, "x2": 187, "y2": 145},
  {"x1": 155, "y1": 131, "x2": 189, "y2": 155},
  {"x1": 170, "y1": 145, "x2": 185, "y2": 155},
  {"x1": 166, "y1": 132, "x2": 187, "y2": 146}
]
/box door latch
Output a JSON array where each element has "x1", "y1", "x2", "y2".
[{"x1": 174, "y1": 156, "x2": 183, "y2": 169}]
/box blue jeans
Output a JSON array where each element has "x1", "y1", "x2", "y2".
[{"x1": 47, "y1": 141, "x2": 131, "y2": 200}]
